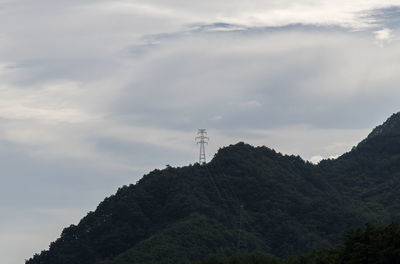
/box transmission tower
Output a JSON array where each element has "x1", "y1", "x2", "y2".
[{"x1": 195, "y1": 129, "x2": 209, "y2": 164}]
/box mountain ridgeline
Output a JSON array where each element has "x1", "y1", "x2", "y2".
[{"x1": 27, "y1": 113, "x2": 400, "y2": 264}]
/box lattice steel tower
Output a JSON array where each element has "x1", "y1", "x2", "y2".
[{"x1": 196, "y1": 129, "x2": 209, "y2": 164}]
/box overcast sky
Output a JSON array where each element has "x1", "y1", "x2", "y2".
[{"x1": 2, "y1": 1, "x2": 400, "y2": 263}]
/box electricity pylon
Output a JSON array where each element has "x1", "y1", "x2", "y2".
[{"x1": 196, "y1": 129, "x2": 209, "y2": 164}]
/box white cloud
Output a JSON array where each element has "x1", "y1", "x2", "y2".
[
  {"x1": 310, "y1": 154, "x2": 340, "y2": 164},
  {"x1": 83, "y1": 0, "x2": 400, "y2": 29},
  {"x1": 310, "y1": 155, "x2": 324, "y2": 164},
  {"x1": 244, "y1": 126, "x2": 369, "y2": 161},
  {"x1": 0, "y1": 80, "x2": 96, "y2": 123},
  {"x1": 374, "y1": 27, "x2": 394, "y2": 46}
]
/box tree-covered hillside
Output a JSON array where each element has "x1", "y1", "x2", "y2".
[
  {"x1": 195, "y1": 222, "x2": 400, "y2": 264},
  {"x1": 26, "y1": 113, "x2": 400, "y2": 264}
]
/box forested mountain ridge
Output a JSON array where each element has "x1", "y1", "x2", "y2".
[
  {"x1": 365, "y1": 112, "x2": 400, "y2": 139},
  {"x1": 26, "y1": 112, "x2": 400, "y2": 264},
  {"x1": 195, "y1": 222, "x2": 400, "y2": 264}
]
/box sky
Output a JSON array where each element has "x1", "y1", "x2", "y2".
[{"x1": 1, "y1": 1, "x2": 400, "y2": 263}]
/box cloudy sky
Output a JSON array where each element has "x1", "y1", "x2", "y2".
[{"x1": 1, "y1": 1, "x2": 400, "y2": 263}]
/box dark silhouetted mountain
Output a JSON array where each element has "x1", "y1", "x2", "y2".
[
  {"x1": 26, "y1": 112, "x2": 400, "y2": 264},
  {"x1": 196, "y1": 222, "x2": 400, "y2": 264},
  {"x1": 366, "y1": 112, "x2": 400, "y2": 139}
]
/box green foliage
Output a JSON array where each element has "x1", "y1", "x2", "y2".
[
  {"x1": 108, "y1": 213, "x2": 236, "y2": 264},
  {"x1": 196, "y1": 222, "x2": 400, "y2": 264},
  {"x1": 25, "y1": 113, "x2": 400, "y2": 264},
  {"x1": 341, "y1": 222, "x2": 400, "y2": 264}
]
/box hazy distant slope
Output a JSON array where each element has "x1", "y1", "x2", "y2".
[{"x1": 27, "y1": 113, "x2": 400, "y2": 264}]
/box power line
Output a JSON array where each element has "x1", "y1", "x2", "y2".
[
  {"x1": 237, "y1": 204, "x2": 247, "y2": 251},
  {"x1": 204, "y1": 165, "x2": 226, "y2": 206},
  {"x1": 194, "y1": 133, "x2": 251, "y2": 252},
  {"x1": 205, "y1": 167, "x2": 249, "y2": 252}
]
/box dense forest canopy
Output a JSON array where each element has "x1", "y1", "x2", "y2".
[
  {"x1": 195, "y1": 222, "x2": 400, "y2": 264},
  {"x1": 26, "y1": 113, "x2": 400, "y2": 264}
]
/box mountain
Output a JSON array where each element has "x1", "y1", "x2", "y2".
[
  {"x1": 366, "y1": 112, "x2": 400, "y2": 139},
  {"x1": 26, "y1": 112, "x2": 400, "y2": 264},
  {"x1": 196, "y1": 222, "x2": 400, "y2": 264}
]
